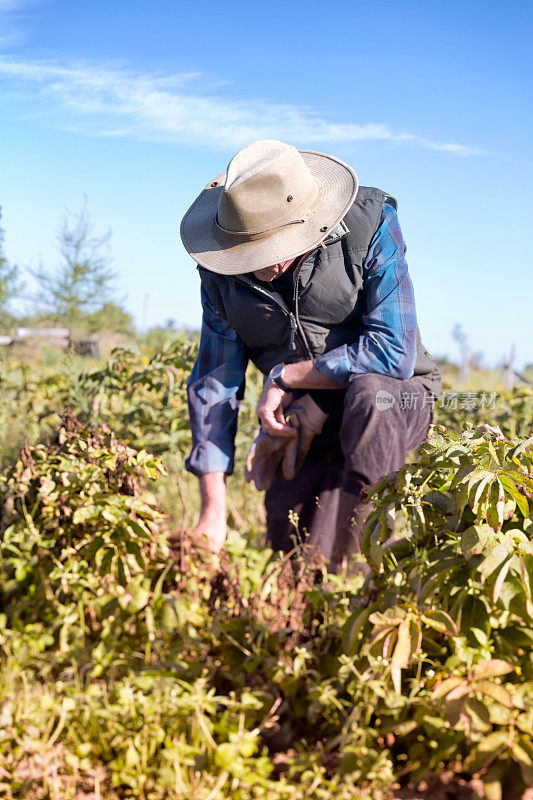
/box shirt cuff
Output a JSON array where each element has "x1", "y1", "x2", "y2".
[
  {"x1": 185, "y1": 441, "x2": 234, "y2": 477},
  {"x1": 314, "y1": 345, "x2": 352, "y2": 387}
]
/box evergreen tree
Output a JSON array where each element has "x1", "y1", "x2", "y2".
[
  {"x1": 33, "y1": 202, "x2": 116, "y2": 329},
  {"x1": 0, "y1": 206, "x2": 21, "y2": 320}
]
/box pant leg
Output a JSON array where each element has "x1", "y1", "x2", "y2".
[
  {"x1": 340, "y1": 373, "x2": 433, "y2": 496},
  {"x1": 266, "y1": 374, "x2": 433, "y2": 560},
  {"x1": 265, "y1": 450, "x2": 344, "y2": 555},
  {"x1": 330, "y1": 374, "x2": 433, "y2": 570}
]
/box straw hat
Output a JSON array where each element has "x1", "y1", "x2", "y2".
[{"x1": 180, "y1": 139, "x2": 358, "y2": 275}]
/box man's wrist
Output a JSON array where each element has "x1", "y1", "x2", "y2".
[
  {"x1": 282, "y1": 360, "x2": 341, "y2": 390},
  {"x1": 265, "y1": 360, "x2": 343, "y2": 391},
  {"x1": 268, "y1": 363, "x2": 292, "y2": 392}
]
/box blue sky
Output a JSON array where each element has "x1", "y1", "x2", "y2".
[{"x1": 0, "y1": 0, "x2": 531, "y2": 366}]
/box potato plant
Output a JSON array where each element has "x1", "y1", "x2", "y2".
[
  {"x1": 351, "y1": 423, "x2": 533, "y2": 797},
  {"x1": 0, "y1": 345, "x2": 531, "y2": 799}
]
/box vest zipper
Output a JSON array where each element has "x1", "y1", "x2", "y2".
[
  {"x1": 288, "y1": 312, "x2": 297, "y2": 352},
  {"x1": 233, "y1": 274, "x2": 311, "y2": 359},
  {"x1": 292, "y1": 258, "x2": 313, "y2": 359}
]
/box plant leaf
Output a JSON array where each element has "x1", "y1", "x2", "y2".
[
  {"x1": 486, "y1": 480, "x2": 505, "y2": 533},
  {"x1": 464, "y1": 730, "x2": 509, "y2": 771},
  {"x1": 480, "y1": 543, "x2": 512, "y2": 583},
  {"x1": 493, "y1": 558, "x2": 513, "y2": 604},
  {"x1": 432, "y1": 676, "x2": 464, "y2": 699},
  {"x1": 421, "y1": 609, "x2": 458, "y2": 637},
  {"x1": 390, "y1": 618, "x2": 412, "y2": 694},
  {"x1": 471, "y1": 660, "x2": 514, "y2": 680},
  {"x1": 475, "y1": 681, "x2": 514, "y2": 708}
]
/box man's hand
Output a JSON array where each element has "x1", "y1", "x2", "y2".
[
  {"x1": 256, "y1": 379, "x2": 297, "y2": 437},
  {"x1": 193, "y1": 472, "x2": 227, "y2": 553},
  {"x1": 246, "y1": 394, "x2": 328, "y2": 490},
  {"x1": 257, "y1": 378, "x2": 296, "y2": 436}
]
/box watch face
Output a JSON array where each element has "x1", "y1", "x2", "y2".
[{"x1": 271, "y1": 364, "x2": 284, "y2": 381}]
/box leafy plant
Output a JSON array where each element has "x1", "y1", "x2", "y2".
[{"x1": 0, "y1": 343, "x2": 532, "y2": 799}]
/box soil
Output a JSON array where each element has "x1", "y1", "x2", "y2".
[{"x1": 391, "y1": 770, "x2": 533, "y2": 800}]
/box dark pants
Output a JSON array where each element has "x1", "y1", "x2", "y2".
[{"x1": 265, "y1": 373, "x2": 433, "y2": 559}]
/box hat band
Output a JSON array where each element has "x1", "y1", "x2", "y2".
[{"x1": 215, "y1": 214, "x2": 306, "y2": 242}]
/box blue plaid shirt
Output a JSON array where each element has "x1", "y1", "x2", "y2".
[{"x1": 186, "y1": 204, "x2": 417, "y2": 476}]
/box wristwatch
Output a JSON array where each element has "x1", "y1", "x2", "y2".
[{"x1": 268, "y1": 363, "x2": 291, "y2": 392}]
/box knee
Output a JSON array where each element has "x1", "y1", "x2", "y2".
[
  {"x1": 340, "y1": 373, "x2": 403, "y2": 447},
  {"x1": 344, "y1": 373, "x2": 399, "y2": 414}
]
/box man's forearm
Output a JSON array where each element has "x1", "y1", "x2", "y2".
[{"x1": 282, "y1": 360, "x2": 340, "y2": 390}]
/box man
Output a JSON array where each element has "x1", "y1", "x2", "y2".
[{"x1": 180, "y1": 139, "x2": 441, "y2": 567}]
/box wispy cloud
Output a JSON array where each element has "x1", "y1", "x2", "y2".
[
  {"x1": 0, "y1": 57, "x2": 481, "y2": 156},
  {"x1": 0, "y1": 1, "x2": 33, "y2": 9},
  {"x1": 0, "y1": 0, "x2": 45, "y2": 46}
]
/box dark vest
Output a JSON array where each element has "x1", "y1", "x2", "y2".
[{"x1": 199, "y1": 187, "x2": 441, "y2": 396}]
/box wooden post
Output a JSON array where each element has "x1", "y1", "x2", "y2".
[{"x1": 501, "y1": 343, "x2": 517, "y2": 389}]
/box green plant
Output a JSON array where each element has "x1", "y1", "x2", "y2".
[
  {"x1": 338, "y1": 423, "x2": 533, "y2": 797},
  {"x1": 1, "y1": 342, "x2": 532, "y2": 799}
]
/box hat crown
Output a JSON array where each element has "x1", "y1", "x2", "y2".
[{"x1": 217, "y1": 139, "x2": 317, "y2": 235}]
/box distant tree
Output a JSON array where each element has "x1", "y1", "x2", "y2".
[
  {"x1": 451, "y1": 323, "x2": 470, "y2": 383},
  {"x1": 470, "y1": 350, "x2": 485, "y2": 370},
  {"x1": 32, "y1": 202, "x2": 116, "y2": 329},
  {"x1": 84, "y1": 302, "x2": 135, "y2": 336},
  {"x1": 0, "y1": 206, "x2": 22, "y2": 321},
  {"x1": 433, "y1": 354, "x2": 459, "y2": 371}
]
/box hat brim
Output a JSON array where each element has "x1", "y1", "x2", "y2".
[{"x1": 179, "y1": 149, "x2": 358, "y2": 275}]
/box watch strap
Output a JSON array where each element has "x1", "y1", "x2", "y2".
[{"x1": 270, "y1": 364, "x2": 291, "y2": 392}]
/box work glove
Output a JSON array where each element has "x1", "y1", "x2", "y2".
[
  {"x1": 284, "y1": 393, "x2": 328, "y2": 476},
  {"x1": 245, "y1": 394, "x2": 328, "y2": 491},
  {"x1": 244, "y1": 429, "x2": 296, "y2": 491}
]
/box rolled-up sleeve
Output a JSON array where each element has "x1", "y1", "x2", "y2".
[
  {"x1": 314, "y1": 204, "x2": 417, "y2": 387},
  {"x1": 185, "y1": 286, "x2": 248, "y2": 476}
]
